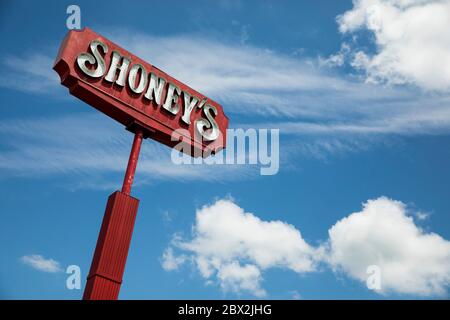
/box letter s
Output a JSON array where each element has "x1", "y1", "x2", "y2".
[
  {"x1": 76, "y1": 40, "x2": 108, "y2": 78},
  {"x1": 195, "y1": 104, "x2": 219, "y2": 141}
]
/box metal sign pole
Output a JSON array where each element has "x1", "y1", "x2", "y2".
[
  {"x1": 121, "y1": 130, "x2": 144, "y2": 195},
  {"x1": 54, "y1": 28, "x2": 228, "y2": 300},
  {"x1": 83, "y1": 129, "x2": 144, "y2": 300}
]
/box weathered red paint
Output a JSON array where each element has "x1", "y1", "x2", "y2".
[
  {"x1": 54, "y1": 27, "x2": 228, "y2": 300},
  {"x1": 83, "y1": 191, "x2": 139, "y2": 300},
  {"x1": 83, "y1": 131, "x2": 143, "y2": 300},
  {"x1": 53, "y1": 28, "x2": 228, "y2": 156},
  {"x1": 122, "y1": 130, "x2": 144, "y2": 195}
]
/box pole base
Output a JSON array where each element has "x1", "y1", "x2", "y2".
[{"x1": 83, "y1": 191, "x2": 139, "y2": 300}]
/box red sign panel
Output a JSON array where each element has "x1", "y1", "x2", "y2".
[{"x1": 54, "y1": 28, "x2": 228, "y2": 156}]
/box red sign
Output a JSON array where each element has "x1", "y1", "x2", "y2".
[{"x1": 54, "y1": 28, "x2": 228, "y2": 156}]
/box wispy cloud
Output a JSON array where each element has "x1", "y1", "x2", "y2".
[
  {"x1": 0, "y1": 53, "x2": 63, "y2": 95},
  {"x1": 105, "y1": 29, "x2": 402, "y2": 118},
  {"x1": 104, "y1": 28, "x2": 450, "y2": 134},
  {"x1": 2, "y1": 26, "x2": 450, "y2": 132},
  {"x1": 20, "y1": 254, "x2": 62, "y2": 273},
  {"x1": 0, "y1": 111, "x2": 376, "y2": 186},
  {"x1": 239, "y1": 99, "x2": 450, "y2": 135},
  {"x1": 0, "y1": 113, "x2": 258, "y2": 188},
  {"x1": 1, "y1": 23, "x2": 450, "y2": 184}
]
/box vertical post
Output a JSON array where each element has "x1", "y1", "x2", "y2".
[
  {"x1": 83, "y1": 129, "x2": 144, "y2": 300},
  {"x1": 122, "y1": 129, "x2": 144, "y2": 195}
]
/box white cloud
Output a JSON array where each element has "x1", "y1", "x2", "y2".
[
  {"x1": 161, "y1": 247, "x2": 187, "y2": 271},
  {"x1": 2, "y1": 27, "x2": 450, "y2": 181},
  {"x1": 326, "y1": 197, "x2": 450, "y2": 296},
  {"x1": 0, "y1": 54, "x2": 62, "y2": 94},
  {"x1": 2, "y1": 28, "x2": 450, "y2": 143},
  {"x1": 414, "y1": 211, "x2": 431, "y2": 221},
  {"x1": 217, "y1": 262, "x2": 266, "y2": 297},
  {"x1": 100, "y1": 28, "x2": 450, "y2": 138},
  {"x1": 318, "y1": 43, "x2": 351, "y2": 67},
  {"x1": 106, "y1": 29, "x2": 411, "y2": 119},
  {"x1": 242, "y1": 98, "x2": 450, "y2": 135},
  {"x1": 20, "y1": 254, "x2": 62, "y2": 273},
  {"x1": 163, "y1": 197, "x2": 450, "y2": 297},
  {"x1": 0, "y1": 113, "x2": 257, "y2": 188},
  {"x1": 163, "y1": 199, "x2": 319, "y2": 297},
  {"x1": 338, "y1": 0, "x2": 450, "y2": 90}
]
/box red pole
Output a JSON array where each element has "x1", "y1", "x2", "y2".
[
  {"x1": 83, "y1": 129, "x2": 144, "y2": 300},
  {"x1": 122, "y1": 129, "x2": 144, "y2": 195}
]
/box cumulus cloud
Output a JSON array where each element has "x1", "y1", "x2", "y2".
[
  {"x1": 20, "y1": 254, "x2": 62, "y2": 273},
  {"x1": 164, "y1": 199, "x2": 319, "y2": 297},
  {"x1": 338, "y1": 0, "x2": 450, "y2": 90},
  {"x1": 327, "y1": 197, "x2": 450, "y2": 296},
  {"x1": 163, "y1": 197, "x2": 450, "y2": 297},
  {"x1": 217, "y1": 262, "x2": 265, "y2": 297},
  {"x1": 161, "y1": 247, "x2": 187, "y2": 271}
]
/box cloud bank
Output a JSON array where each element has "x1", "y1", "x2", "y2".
[
  {"x1": 163, "y1": 197, "x2": 450, "y2": 297},
  {"x1": 165, "y1": 199, "x2": 319, "y2": 297}
]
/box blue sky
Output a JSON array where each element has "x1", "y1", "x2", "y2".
[{"x1": 0, "y1": 0, "x2": 450, "y2": 299}]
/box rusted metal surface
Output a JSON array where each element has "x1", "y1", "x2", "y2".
[{"x1": 83, "y1": 191, "x2": 139, "y2": 300}]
